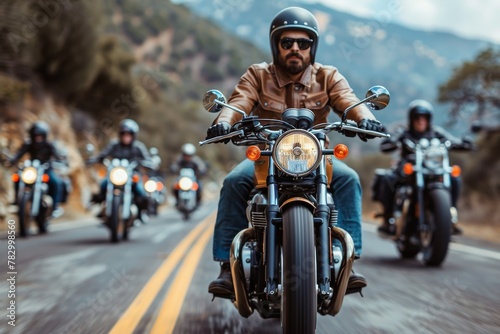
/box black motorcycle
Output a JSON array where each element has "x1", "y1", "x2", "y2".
[
  {"x1": 143, "y1": 175, "x2": 166, "y2": 216},
  {"x1": 11, "y1": 160, "x2": 61, "y2": 236},
  {"x1": 99, "y1": 158, "x2": 141, "y2": 242},
  {"x1": 201, "y1": 86, "x2": 390, "y2": 333},
  {"x1": 373, "y1": 135, "x2": 474, "y2": 266},
  {"x1": 173, "y1": 167, "x2": 199, "y2": 220}
]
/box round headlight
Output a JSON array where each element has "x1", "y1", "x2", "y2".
[
  {"x1": 21, "y1": 167, "x2": 38, "y2": 184},
  {"x1": 178, "y1": 177, "x2": 194, "y2": 191},
  {"x1": 144, "y1": 179, "x2": 157, "y2": 193},
  {"x1": 273, "y1": 129, "x2": 321, "y2": 177},
  {"x1": 110, "y1": 167, "x2": 128, "y2": 186}
]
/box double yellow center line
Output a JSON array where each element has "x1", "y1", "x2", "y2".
[{"x1": 109, "y1": 212, "x2": 215, "y2": 334}]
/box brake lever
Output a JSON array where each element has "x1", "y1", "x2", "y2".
[
  {"x1": 199, "y1": 129, "x2": 245, "y2": 146},
  {"x1": 341, "y1": 124, "x2": 391, "y2": 138}
]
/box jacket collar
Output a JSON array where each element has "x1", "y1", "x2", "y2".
[{"x1": 272, "y1": 63, "x2": 313, "y2": 88}]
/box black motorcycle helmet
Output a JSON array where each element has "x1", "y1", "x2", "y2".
[
  {"x1": 408, "y1": 99, "x2": 433, "y2": 130},
  {"x1": 29, "y1": 121, "x2": 50, "y2": 141},
  {"x1": 119, "y1": 119, "x2": 139, "y2": 137},
  {"x1": 270, "y1": 7, "x2": 320, "y2": 65}
]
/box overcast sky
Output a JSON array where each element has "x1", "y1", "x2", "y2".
[{"x1": 317, "y1": 0, "x2": 500, "y2": 44}]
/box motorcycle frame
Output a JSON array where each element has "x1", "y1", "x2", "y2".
[{"x1": 231, "y1": 132, "x2": 355, "y2": 318}]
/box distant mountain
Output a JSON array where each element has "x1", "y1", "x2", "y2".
[{"x1": 173, "y1": 0, "x2": 496, "y2": 130}]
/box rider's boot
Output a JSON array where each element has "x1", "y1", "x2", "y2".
[{"x1": 208, "y1": 262, "x2": 234, "y2": 299}]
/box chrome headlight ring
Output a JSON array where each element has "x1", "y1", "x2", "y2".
[{"x1": 272, "y1": 129, "x2": 322, "y2": 177}]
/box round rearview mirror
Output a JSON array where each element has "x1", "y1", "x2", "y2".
[
  {"x1": 202, "y1": 90, "x2": 226, "y2": 113},
  {"x1": 365, "y1": 85, "x2": 390, "y2": 110}
]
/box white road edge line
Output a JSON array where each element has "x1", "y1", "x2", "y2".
[
  {"x1": 448, "y1": 243, "x2": 500, "y2": 261},
  {"x1": 362, "y1": 222, "x2": 500, "y2": 261}
]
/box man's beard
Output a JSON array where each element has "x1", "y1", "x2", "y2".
[{"x1": 278, "y1": 53, "x2": 310, "y2": 74}]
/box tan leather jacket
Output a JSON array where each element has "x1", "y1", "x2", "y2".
[{"x1": 215, "y1": 62, "x2": 376, "y2": 126}]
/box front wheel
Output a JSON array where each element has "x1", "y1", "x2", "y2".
[
  {"x1": 421, "y1": 188, "x2": 452, "y2": 266},
  {"x1": 281, "y1": 204, "x2": 316, "y2": 334},
  {"x1": 18, "y1": 193, "x2": 31, "y2": 237},
  {"x1": 109, "y1": 195, "x2": 121, "y2": 243}
]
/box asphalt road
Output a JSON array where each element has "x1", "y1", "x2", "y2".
[{"x1": 1, "y1": 201, "x2": 499, "y2": 334}]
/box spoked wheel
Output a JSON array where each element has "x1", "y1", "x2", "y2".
[
  {"x1": 420, "y1": 189, "x2": 452, "y2": 266},
  {"x1": 281, "y1": 204, "x2": 316, "y2": 334}
]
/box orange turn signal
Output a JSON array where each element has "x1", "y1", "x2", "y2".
[
  {"x1": 156, "y1": 182, "x2": 164, "y2": 191},
  {"x1": 403, "y1": 163, "x2": 414, "y2": 175},
  {"x1": 451, "y1": 165, "x2": 461, "y2": 177},
  {"x1": 246, "y1": 145, "x2": 261, "y2": 161},
  {"x1": 192, "y1": 182, "x2": 199, "y2": 191},
  {"x1": 333, "y1": 144, "x2": 349, "y2": 160},
  {"x1": 132, "y1": 174, "x2": 140, "y2": 183},
  {"x1": 42, "y1": 174, "x2": 50, "y2": 183},
  {"x1": 11, "y1": 174, "x2": 20, "y2": 182}
]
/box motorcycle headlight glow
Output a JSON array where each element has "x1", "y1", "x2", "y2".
[
  {"x1": 178, "y1": 177, "x2": 194, "y2": 191},
  {"x1": 109, "y1": 167, "x2": 128, "y2": 186},
  {"x1": 21, "y1": 167, "x2": 38, "y2": 184},
  {"x1": 273, "y1": 129, "x2": 321, "y2": 177},
  {"x1": 144, "y1": 179, "x2": 157, "y2": 193},
  {"x1": 424, "y1": 147, "x2": 445, "y2": 169}
]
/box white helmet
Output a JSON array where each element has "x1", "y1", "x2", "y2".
[{"x1": 181, "y1": 143, "x2": 196, "y2": 156}]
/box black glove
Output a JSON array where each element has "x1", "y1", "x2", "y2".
[
  {"x1": 357, "y1": 119, "x2": 384, "y2": 142},
  {"x1": 206, "y1": 121, "x2": 231, "y2": 143}
]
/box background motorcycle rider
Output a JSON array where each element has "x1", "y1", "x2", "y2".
[
  {"x1": 374, "y1": 99, "x2": 474, "y2": 236},
  {"x1": 8, "y1": 121, "x2": 65, "y2": 217},
  {"x1": 86, "y1": 119, "x2": 153, "y2": 222},
  {"x1": 205, "y1": 7, "x2": 385, "y2": 298},
  {"x1": 170, "y1": 143, "x2": 207, "y2": 207}
]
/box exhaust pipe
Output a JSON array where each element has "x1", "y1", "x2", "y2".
[
  {"x1": 320, "y1": 226, "x2": 355, "y2": 316},
  {"x1": 229, "y1": 227, "x2": 255, "y2": 318}
]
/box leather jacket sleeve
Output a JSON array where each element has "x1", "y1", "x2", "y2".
[{"x1": 10, "y1": 141, "x2": 30, "y2": 164}]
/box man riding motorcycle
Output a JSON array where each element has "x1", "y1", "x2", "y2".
[
  {"x1": 375, "y1": 99, "x2": 473, "y2": 236},
  {"x1": 170, "y1": 143, "x2": 207, "y2": 207},
  {"x1": 86, "y1": 119, "x2": 152, "y2": 220},
  {"x1": 8, "y1": 121, "x2": 65, "y2": 217},
  {"x1": 205, "y1": 7, "x2": 385, "y2": 299}
]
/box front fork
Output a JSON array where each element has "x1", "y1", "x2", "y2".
[
  {"x1": 264, "y1": 136, "x2": 332, "y2": 300},
  {"x1": 314, "y1": 134, "x2": 332, "y2": 299}
]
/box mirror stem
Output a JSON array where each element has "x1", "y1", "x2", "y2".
[
  {"x1": 214, "y1": 100, "x2": 247, "y2": 118},
  {"x1": 341, "y1": 93, "x2": 377, "y2": 123}
]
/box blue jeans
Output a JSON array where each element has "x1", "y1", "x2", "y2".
[
  {"x1": 46, "y1": 169, "x2": 63, "y2": 207},
  {"x1": 212, "y1": 159, "x2": 363, "y2": 262}
]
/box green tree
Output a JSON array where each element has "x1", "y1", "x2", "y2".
[
  {"x1": 438, "y1": 47, "x2": 500, "y2": 122},
  {"x1": 439, "y1": 47, "x2": 500, "y2": 205}
]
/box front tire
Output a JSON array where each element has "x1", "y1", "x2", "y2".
[
  {"x1": 421, "y1": 188, "x2": 452, "y2": 266},
  {"x1": 109, "y1": 195, "x2": 121, "y2": 243},
  {"x1": 18, "y1": 193, "x2": 31, "y2": 237},
  {"x1": 282, "y1": 204, "x2": 316, "y2": 334}
]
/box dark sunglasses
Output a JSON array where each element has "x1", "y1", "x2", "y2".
[{"x1": 279, "y1": 37, "x2": 313, "y2": 50}]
